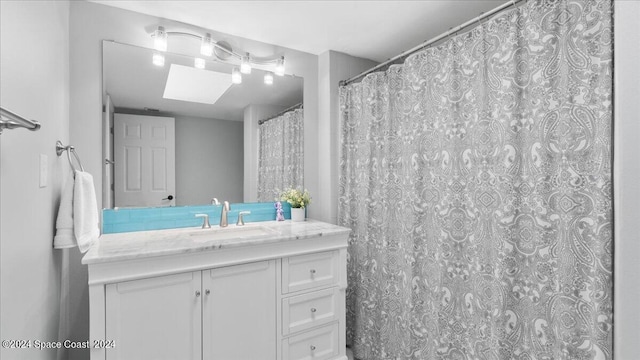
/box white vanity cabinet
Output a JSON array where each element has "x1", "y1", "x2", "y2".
[
  {"x1": 280, "y1": 251, "x2": 343, "y2": 360},
  {"x1": 202, "y1": 260, "x2": 276, "y2": 359},
  {"x1": 105, "y1": 271, "x2": 203, "y2": 360},
  {"x1": 83, "y1": 220, "x2": 350, "y2": 360},
  {"x1": 104, "y1": 261, "x2": 276, "y2": 360}
]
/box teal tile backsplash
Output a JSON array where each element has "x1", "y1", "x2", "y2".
[{"x1": 102, "y1": 202, "x2": 292, "y2": 234}]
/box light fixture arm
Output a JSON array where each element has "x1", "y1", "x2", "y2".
[{"x1": 164, "y1": 31, "x2": 239, "y2": 59}]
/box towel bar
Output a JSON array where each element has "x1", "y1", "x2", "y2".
[
  {"x1": 56, "y1": 140, "x2": 85, "y2": 173},
  {"x1": 0, "y1": 106, "x2": 41, "y2": 134}
]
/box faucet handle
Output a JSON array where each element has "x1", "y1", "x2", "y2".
[
  {"x1": 237, "y1": 211, "x2": 251, "y2": 226},
  {"x1": 195, "y1": 214, "x2": 211, "y2": 229},
  {"x1": 211, "y1": 198, "x2": 220, "y2": 205}
]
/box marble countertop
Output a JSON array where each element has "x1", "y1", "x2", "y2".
[{"x1": 82, "y1": 219, "x2": 351, "y2": 265}]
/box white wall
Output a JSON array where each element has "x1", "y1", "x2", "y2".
[
  {"x1": 614, "y1": 1, "x2": 640, "y2": 358},
  {"x1": 243, "y1": 104, "x2": 286, "y2": 202},
  {"x1": 175, "y1": 115, "x2": 243, "y2": 205},
  {"x1": 0, "y1": 1, "x2": 70, "y2": 359},
  {"x1": 316, "y1": 51, "x2": 377, "y2": 223}
]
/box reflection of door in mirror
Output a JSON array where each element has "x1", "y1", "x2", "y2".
[{"x1": 114, "y1": 114, "x2": 176, "y2": 207}]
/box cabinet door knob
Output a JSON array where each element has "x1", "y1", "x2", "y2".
[
  {"x1": 310, "y1": 307, "x2": 317, "y2": 313},
  {"x1": 205, "y1": 289, "x2": 210, "y2": 295},
  {"x1": 310, "y1": 269, "x2": 316, "y2": 274},
  {"x1": 195, "y1": 290, "x2": 201, "y2": 297},
  {"x1": 310, "y1": 345, "x2": 316, "y2": 351}
]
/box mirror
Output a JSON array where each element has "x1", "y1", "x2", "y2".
[{"x1": 102, "y1": 41, "x2": 303, "y2": 208}]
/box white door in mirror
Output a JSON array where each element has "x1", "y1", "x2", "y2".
[{"x1": 114, "y1": 113, "x2": 176, "y2": 207}]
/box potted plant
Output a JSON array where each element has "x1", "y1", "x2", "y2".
[{"x1": 279, "y1": 188, "x2": 311, "y2": 222}]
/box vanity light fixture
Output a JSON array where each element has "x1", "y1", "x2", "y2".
[
  {"x1": 149, "y1": 27, "x2": 286, "y2": 79},
  {"x1": 240, "y1": 53, "x2": 252, "y2": 74},
  {"x1": 152, "y1": 53, "x2": 165, "y2": 67},
  {"x1": 194, "y1": 57, "x2": 205, "y2": 69},
  {"x1": 231, "y1": 67, "x2": 242, "y2": 84},
  {"x1": 264, "y1": 72, "x2": 274, "y2": 85},
  {"x1": 200, "y1": 33, "x2": 214, "y2": 56},
  {"x1": 153, "y1": 26, "x2": 168, "y2": 52},
  {"x1": 275, "y1": 56, "x2": 285, "y2": 76}
]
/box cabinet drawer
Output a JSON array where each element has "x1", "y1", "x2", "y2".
[
  {"x1": 282, "y1": 251, "x2": 338, "y2": 294},
  {"x1": 283, "y1": 288, "x2": 338, "y2": 335},
  {"x1": 282, "y1": 323, "x2": 339, "y2": 360}
]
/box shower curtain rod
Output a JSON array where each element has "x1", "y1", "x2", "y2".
[
  {"x1": 339, "y1": 0, "x2": 523, "y2": 86},
  {"x1": 258, "y1": 102, "x2": 303, "y2": 125}
]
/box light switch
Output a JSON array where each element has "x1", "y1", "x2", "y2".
[{"x1": 39, "y1": 154, "x2": 47, "y2": 188}]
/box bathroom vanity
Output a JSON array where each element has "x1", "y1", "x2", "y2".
[{"x1": 82, "y1": 220, "x2": 350, "y2": 360}]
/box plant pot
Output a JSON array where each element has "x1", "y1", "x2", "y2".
[{"x1": 291, "y1": 207, "x2": 306, "y2": 222}]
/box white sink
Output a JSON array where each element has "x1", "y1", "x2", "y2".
[{"x1": 188, "y1": 225, "x2": 274, "y2": 242}]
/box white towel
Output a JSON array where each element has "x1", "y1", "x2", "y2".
[
  {"x1": 53, "y1": 170, "x2": 99, "y2": 253},
  {"x1": 73, "y1": 171, "x2": 99, "y2": 252},
  {"x1": 53, "y1": 174, "x2": 76, "y2": 249}
]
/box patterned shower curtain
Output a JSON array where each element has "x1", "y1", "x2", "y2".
[
  {"x1": 258, "y1": 108, "x2": 304, "y2": 201},
  {"x1": 338, "y1": 1, "x2": 613, "y2": 359}
]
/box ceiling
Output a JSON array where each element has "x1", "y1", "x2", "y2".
[{"x1": 89, "y1": 0, "x2": 510, "y2": 63}]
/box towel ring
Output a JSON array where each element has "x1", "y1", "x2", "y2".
[{"x1": 56, "y1": 140, "x2": 85, "y2": 172}]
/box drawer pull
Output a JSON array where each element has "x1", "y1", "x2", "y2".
[
  {"x1": 195, "y1": 290, "x2": 201, "y2": 297},
  {"x1": 310, "y1": 307, "x2": 317, "y2": 313},
  {"x1": 310, "y1": 345, "x2": 316, "y2": 351},
  {"x1": 205, "y1": 289, "x2": 210, "y2": 295},
  {"x1": 310, "y1": 269, "x2": 316, "y2": 274}
]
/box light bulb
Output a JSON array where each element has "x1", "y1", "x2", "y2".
[
  {"x1": 264, "y1": 72, "x2": 274, "y2": 85},
  {"x1": 275, "y1": 56, "x2": 285, "y2": 76},
  {"x1": 153, "y1": 26, "x2": 167, "y2": 52},
  {"x1": 152, "y1": 53, "x2": 165, "y2": 67},
  {"x1": 232, "y1": 67, "x2": 242, "y2": 84},
  {"x1": 200, "y1": 33, "x2": 213, "y2": 56},
  {"x1": 194, "y1": 58, "x2": 205, "y2": 69},
  {"x1": 240, "y1": 53, "x2": 252, "y2": 74}
]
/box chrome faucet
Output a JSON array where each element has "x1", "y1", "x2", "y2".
[{"x1": 220, "y1": 201, "x2": 230, "y2": 227}]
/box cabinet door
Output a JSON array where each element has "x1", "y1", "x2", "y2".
[
  {"x1": 106, "y1": 272, "x2": 201, "y2": 360},
  {"x1": 203, "y1": 260, "x2": 276, "y2": 360}
]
